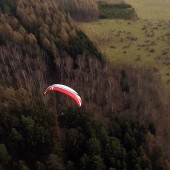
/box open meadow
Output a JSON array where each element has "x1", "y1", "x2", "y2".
[
  {"x1": 79, "y1": 1, "x2": 170, "y2": 90},
  {"x1": 126, "y1": 0, "x2": 170, "y2": 21}
]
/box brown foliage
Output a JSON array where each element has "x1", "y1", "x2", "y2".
[
  {"x1": 0, "y1": 0, "x2": 76, "y2": 57},
  {"x1": 54, "y1": 55, "x2": 125, "y2": 119},
  {"x1": 0, "y1": 44, "x2": 48, "y2": 110},
  {"x1": 59, "y1": 0, "x2": 99, "y2": 21},
  {"x1": 0, "y1": 13, "x2": 37, "y2": 46}
]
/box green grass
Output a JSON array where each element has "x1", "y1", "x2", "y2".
[
  {"x1": 79, "y1": 19, "x2": 170, "y2": 89},
  {"x1": 79, "y1": 0, "x2": 170, "y2": 90},
  {"x1": 125, "y1": 0, "x2": 170, "y2": 20}
]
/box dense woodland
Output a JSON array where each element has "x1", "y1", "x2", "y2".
[
  {"x1": 59, "y1": 0, "x2": 99, "y2": 21},
  {"x1": 59, "y1": 0, "x2": 137, "y2": 21},
  {"x1": 98, "y1": 2, "x2": 137, "y2": 20},
  {"x1": 0, "y1": 0, "x2": 170, "y2": 169}
]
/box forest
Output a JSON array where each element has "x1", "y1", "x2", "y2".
[{"x1": 0, "y1": 0, "x2": 170, "y2": 169}]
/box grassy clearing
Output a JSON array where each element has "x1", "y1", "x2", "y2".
[
  {"x1": 79, "y1": 19, "x2": 170, "y2": 89},
  {"x1": 125, "y1": 0, "x2": 170, "y2": 20}
]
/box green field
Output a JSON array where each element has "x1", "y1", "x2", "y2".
[
  {"x1": 126, "y1": 0, "x2": 170, "y2": 20},
  {"x1": 79, "y1": 1, "x2": 170, "y2": 90}
]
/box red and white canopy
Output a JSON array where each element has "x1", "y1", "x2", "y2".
[{"x1": 44, "y1": 84, "x2": 82, "y2": 107}]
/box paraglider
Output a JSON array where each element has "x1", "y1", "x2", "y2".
[{"x1": 44, "y1": 84, "x2": 82, "y2": 107}]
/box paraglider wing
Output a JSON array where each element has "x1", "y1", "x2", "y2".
[{"x1": 44, "y1": 84, "x2": 82, "y2": 107}]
